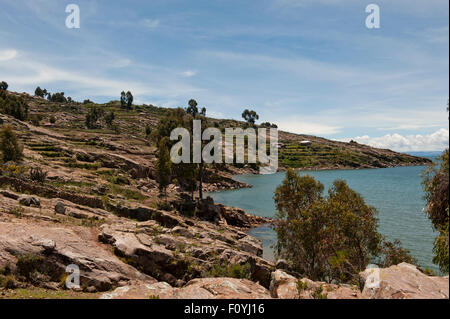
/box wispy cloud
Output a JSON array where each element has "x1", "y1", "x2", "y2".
[
  {"x1": 0, "y1": 49, "x2": 17, "y2": 61},
  {"x1": 0, "y1": 47, "x2": 202, "y2": 103},
  {"x1": 181, "y1": 70, "x2": 197, "y2": 77},
  {"x1": 141, "y1": 18, "x2": 160, "y2": 29}
]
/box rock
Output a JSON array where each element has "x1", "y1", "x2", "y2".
[
  {"x1": 0, "y1": 221, "x2": 155, "y2": 291},
  {"x1": 360, "y1": 263, "x2": 449, "y2": 299},
  {"x1": 0, "y1": 190, "x2": 19, "y2": 200},
  {"x1": 269, "y1": 270, "x2": 298, "y2": 299},
  {"x1": 238, "y1": 236, "x2": 263, "y2": 257},
  {"x1": 85, "y1": 286, "x2": 97, "y2": 293},
  {"x1": 218, "y1": 205, "x2": 269, "y2": 228},
  {"x1": 100, "y1": 277, "x2": 272, "y2": 299},
  {"x1": 275, "y1": 259, "x2": 290, "y2": 271},
  {"x1": 269, "y1": 270, "x2": 361, "y2": 299},
  {"x1": 54, "y1": 201, "x2": 66, "y2": 215},
  {"x1": 67, "y1": 210, "x2": 89, "y2": 219},
  {"x1": 18, "y1": 196, "x2": 41, "y2": 208},
  {"x1": 196, "y1": 197, "x2": 221, "y2": 223}
]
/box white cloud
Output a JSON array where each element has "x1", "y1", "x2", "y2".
[
  {"x1": 141, "y1": 18, "x2": 160, "y2": 29},
  {"x1": 342, "y1": 128, "x2": 449, "y2": 152},
  {"x1": 181, "y1": 70, "x2": 197, "y2": 77},
  {"x1": 0, "y1": 48, "x2": 202, "y2": 102},
  {"x1": 0, "y1": 49, "x2": 17, "y2": 61}
]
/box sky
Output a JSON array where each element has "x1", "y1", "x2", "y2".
[{"x1": 0, "y1": 0, "x2": 448, "y2": 152}]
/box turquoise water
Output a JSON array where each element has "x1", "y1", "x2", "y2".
[{"x1": 208, "y1": 165, "x2": 439, "y2": 272}]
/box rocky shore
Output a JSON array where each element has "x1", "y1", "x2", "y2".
[{"x1": 0, "y1": 93, "x2": 446, "y2": 299}]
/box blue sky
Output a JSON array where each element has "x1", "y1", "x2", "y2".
[{"x1": 0, "y1": 0, "x2": 448, "y2": 151}]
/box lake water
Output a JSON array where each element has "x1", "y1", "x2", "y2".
[{"x1": 208, "y1": 164, "x2": 439, "y2": 272}]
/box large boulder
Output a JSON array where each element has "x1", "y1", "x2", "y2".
[
  {"x1": 100, "y1": 277, "x2": 271, "y2": 299},
  {"x1": 360, "y1": 263, "x2": 449, "y2": 299},
  {"x1": 0, "y1": 221, "x2": 155, "y2": 292},
  {"x1": 269, "y1": 270, "x2": 361, "y2": 299},
  {"x1": 18, "y1": 195, "x2": 41, "y2": 208}
]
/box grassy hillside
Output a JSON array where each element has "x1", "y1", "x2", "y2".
[{"x1": 2, "y1": 90, "x2": 430, "y2": 175}]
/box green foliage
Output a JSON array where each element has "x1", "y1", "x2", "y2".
[
  {"x1": 0, "y1": 274, "x2": 16, "y2": 289},
  {"x1": 206, "y1": 263, "x2": 252, "y2": 279},
  {"x1": 49, "y1": 116, "x2": 56, "y2": 124},
  {"x1": 49, "y1": 92, "x2": 67, "y2": 103},
  {"x1": 296, "y1": 279, "x2": 308, "y2": 294},
  {"x1": 0, "y1": 89, "x2": 29, "y2": 120},
  {"x1": 311, "y1": 286, "x2": 328, "y2": 299},
  {"x1": 0, "y1": 81, "x2": 8, "y2": 90},
  {"x1": 105, "y1": 111, "x2": 115, "y2": 128},
  {"x1": 34, "y1": 86, "x2": 45, "y2": 97},
  {"x1": 85, "y1": 106, "x2": 105, "y2": 129},
  {"x1": 378, "y1": 239, "x2": 417, "y2": 268},
  {"x1": 186, "y1": 99, "x2": 199, "y2": 117},
  {"x1": 0, "y1": 125, "x2": 23, "y2": 163},
  {"x1": 274, "y1": 169, "x2": 414, "y2": 284},
  {"x1": 16, "y1": 254, "x2": 44, "y2": 281},
  {"x1": 120, "y1": 91, "x2": 133, "y2": 109},
  {"x1": 242, "y1": 109, "x2": 259, "y2": 125},
  {"x1": 422, "y1": 149, "x2": 449, "y2": 273},
  {"x1": 29, "y1": 167, "x2": 47, "y2": 184}
]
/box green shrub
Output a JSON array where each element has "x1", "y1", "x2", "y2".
[
  {"x1": 311, "y1": 286, "x2": 328, "y2": 299},
  {"x1": 206, "y1": 263, "x2": 252, "y2": 279},
  {"x1": 0, "y1": 275, "x2": 17, "y2": 289},
  {"x1": 0, "y1": 90, "x2": 28, "y2": 120},
  {"x1": 29, "y1": 167, "x2": 47, "y2": 184},
  {"x1": 16, "y1": 254, "x2": 44, "y2": 281},
  {"x1": 0, "y1": 125, "x2": 23, "y2": 163}
]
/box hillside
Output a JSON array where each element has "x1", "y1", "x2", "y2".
[
  {"x1": 3, "y1": 90, "x2": 431, "y2": 172},
  {"x1": 0, "y1": 89, "x2": 445, "y2": 299}
]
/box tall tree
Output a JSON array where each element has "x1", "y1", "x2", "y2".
[
  {"x1": 120, "y1": 91, "x2": 127, "y2": 108},
  {"x1": 34, "y1": 87, "x2": 44, "y2": 97},
  {"x1": 186, "y1": 99, "x2": 199, "y2": 117},
  {"x1": 274, "y1": 169, "x2": 414, "y2": 283},
  {"x1": 242, "y1": 109, "x2": 259, "y2": 126},
  {"x1": 126, "y1": 91, "x2": 133, "y2": 109},
  {"x1": 422, "y1": 148, "x2": 449, "y2": 273}
]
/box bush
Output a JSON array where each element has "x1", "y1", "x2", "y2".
[
  {"x1": 85, "y1": 106, "x2": 104, "y2": 129},
  {"x1": 16, "y1": 254, "x2": 44, "y2": 281},
  {"x1": 0, "y1": 81, "x2": 8, "y2": 90},
  {"x1": 0, "y1": 126, "x2": 23, "y2": 163},
  {"x1": 0, "y1": 275, "x2": 16, "y2": 289},
  {"x1": 49, "y1": 92, "x2": 67, "y2": 103},
  {"x1": 29, "y1": 167, "x2": 47, "y2": 184},
  {"x1": 105, "y1": 111, "x2": 115, "y2": 128},
  {"x1": 206, "y1": 263, "x2": 252, "y2": 279},
  {"x1": 29, "y1": 114, "x2": 42, "y2": 126},
  {"x1": 0, "y1": 90, "x2": 28, "y2": 121},
  {"x1": 49, "y1": 116, "x2": 56, "y2": 124}
]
